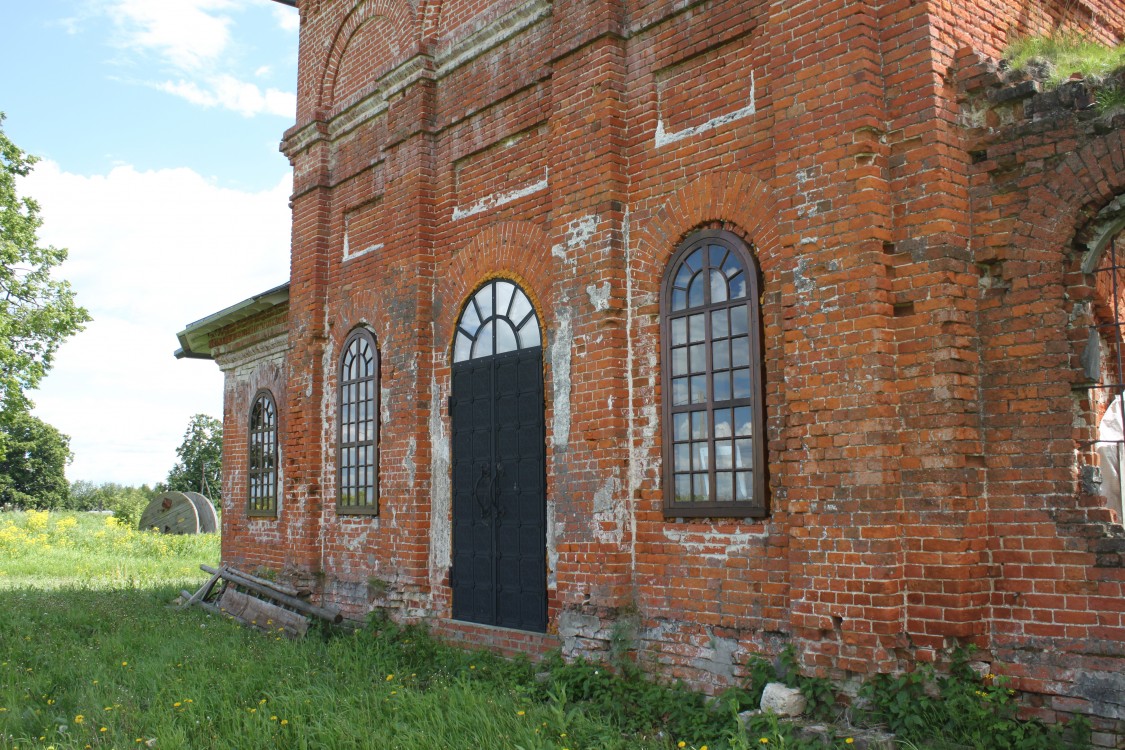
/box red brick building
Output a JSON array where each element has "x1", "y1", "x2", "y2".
[{"x1": 176, "y1": 0, "x2": 1125, "y2": 738}]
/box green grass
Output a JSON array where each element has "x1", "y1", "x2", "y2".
[
  {"x1": 0, "y1": 512, "x2": 1092, "y2": 750},
  {"x1": 1004, "y1": 34, "x2": 1125, "y2": 115}
]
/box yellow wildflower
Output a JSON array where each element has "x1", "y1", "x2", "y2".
[
  {"x1": 517, "y1": 710, "x2": 525, "y2": 716},
  {"x1": 271, "y1": 715, "x2": 278, "y2": 721},
  {"x1": 845, "y1": 740, "x2": 855, "y2": 746},
  {"x1": 100, "y1": 728, "x2": 107, "y2": 733},
  {"x1": 174, "y1": 702, "x2": 182, "y2": 708},
  {"x1": 281, "y1": 720, "x2": 289, "y2": 726},
  {"x1": 678, "y1": 743, "x2": 686, "y2": 749},
  {"x1": 74, "y1": 715, "x2": 84, "y2": 724},
  {"x1": 386, "y1": 674, "x2": 394, "y2": 681}
]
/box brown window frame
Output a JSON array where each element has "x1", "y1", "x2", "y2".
[
  {"x1": 337, "y1": 327, "x2": 380, "y2": 515},
  {"x1": 248, "y1": 389, "x2": 278, "y2": 518},
  {"x1": 660, "y1": 229, "x2": 767, "y2": 519}
]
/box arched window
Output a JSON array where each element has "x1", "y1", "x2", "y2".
[
  {"x1": 248, "y1": 390, "x2": 278, "y2": 517},
  {"x1": 661, "y1": 230, "x2": 766, "y2": 518},
  {"x1": 338, "y1": 328, "x2": 379, "y2": 514},
  {"x1": 452, "y1": 280, "x2": 541, "y2": 362}
]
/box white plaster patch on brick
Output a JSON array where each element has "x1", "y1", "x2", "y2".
[
  {"x1": 567, "y1": 214, "x2": 600, "y2": 249},
  {"x1": 403, "y1": 436, "x2": 417, "y2": 493},
  {"x1": 451, "y1": 168, "x2": 549, "y2": 221},
  {"x1": 660, "y1": 526, "x2": 767, "y2": 557},
  {"x1": 546, "y1": 496, "x2": 558, "y2": 588},
  {"x1": 592, "y1": 474, "x2": 625, "y2": 545},
  {"x1": 343, "y1": 236, "x2": 383, "y2": 263},
  {"x1": 428, "y1": 367, "x2": 452, "y2": 592},
  {"x1": 550, "y1": 304, "x2": 573, "y2": 448},
  {"x1": 587, "y1": 281, "x2": 611, "y2": 312},
  {"x1": 654, "y1": 71, "x2": 755, "y2": 148}
]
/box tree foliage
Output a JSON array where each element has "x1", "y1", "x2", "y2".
[
  {"x1": 0, "y1": 112, "x2": 90, "y2": 446},
  {"x1": 166, "y1": 414, "x2": 223, "y2": 500},
  {"x1": 69, "y1": 480, "x2": 156, "y2": 526},
  {"x1": 0, "y1": 409, "x2": 71, "y2": 509}
]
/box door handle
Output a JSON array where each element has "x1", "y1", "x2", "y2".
[{"x1": 473, "y1": 464, "x2": 492, "y2": 518}]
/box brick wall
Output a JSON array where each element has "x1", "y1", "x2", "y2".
[{"x1": 202, "y1": 0, "x2": 1125, "y2": 737}]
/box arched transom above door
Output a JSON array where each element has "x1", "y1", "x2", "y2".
[{"x1": 453, "y1": 280, "x2": 541, "y2": 363}]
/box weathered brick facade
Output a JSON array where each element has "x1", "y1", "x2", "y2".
[{"x1": 177, "y1": 0, "x2": 1125, "y2": 739}]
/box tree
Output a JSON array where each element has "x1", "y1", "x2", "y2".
[
  {"x1": 0, "y1": 409, "x2": 72, "y2": 509},
  {"x1": 0, "y1": 113, "x2": 90, "y2": 453},
  {"x1": 166, "y1": 414, "x2": 223, "y2": 501}
]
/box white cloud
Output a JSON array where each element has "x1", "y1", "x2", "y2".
[
  {"x1": 19, "y1": 160, "x2": 291, "y2": 486},
  {"x1": 99, "y1": 0, "x2": 296, "y2": 119},
  {"x1": 254, "y1": 65, "x2": 272, "y2": 78},
  {"x1": 273, "y1": 5, "x2": 300, "y2": 32},
  {"x1": 106, "y1": 0, "x2": 239, "y2": 73},
  {"x1": 156, "y1": 75, "x2": 295, "y2": 118}
]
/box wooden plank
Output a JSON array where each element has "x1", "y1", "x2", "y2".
[
  {"x1": 201, "y1": 565, "x2": 342, "y2": 623},
  {"x1": 181, "y1": 569, "x2": 224, "y2": 608},
  {"x1": 218, "y1": 588, "x2": 309, "y2": 638}
]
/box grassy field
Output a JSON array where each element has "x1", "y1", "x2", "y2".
[
  {"x1": 0, "y1": 512, "x2": 746, "y2": 750},
  {"x1": 0, "y1": 512, "x2": 1091, "y2": 750}
]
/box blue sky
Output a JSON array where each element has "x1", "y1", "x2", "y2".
[{"x1": 1, "y1": 0, "x2": 300, "y2": 486}]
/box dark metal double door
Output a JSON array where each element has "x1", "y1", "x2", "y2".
[{"x1": 451, "y1": 346, "x2": 546, "y2": 632}]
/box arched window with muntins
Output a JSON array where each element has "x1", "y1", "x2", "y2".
[
  {"x1": 248, "y1": 390, "x2": 278, "y2": 517},
  {"x1": 338, "y1": 328, "x2": 379, "y2": 514},
  {"x1": 661, "y1": 230, "x2": 767, "y2": 518},
  {"x1": 452, "y1": 280, "x2": 541, "y2": 362}
]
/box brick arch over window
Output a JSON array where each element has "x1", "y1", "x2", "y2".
[
  {"x1": 1000, "y1": 132, "x2": 1125, "y2": 523},
  {"x1": 631, "y1": 171, "x2": 782, "y2": 519},
  {"x1": 318, "y1": 0, "x2": 415, "y2": 113},
  {"x1": 434, "y1": 221, "x2": 556, "y2": 347}
]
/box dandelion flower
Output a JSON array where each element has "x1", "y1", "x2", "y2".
[
  {"x1": 517, "y1": 710, "x2": 525, "y2": 716},
  {"x1": 74, "y1": 716, "x2": 84, "y2": 724},
  {"x1": 121, "y1": 662, "x2": 127, "y2": 667},
  {"x1": 845, "y1": 740, "x2": 855, "y2": 746},
  {"x1": 386, "y1": 674, "x2": 394, "y2": 681},
  {"x1": 174, "y1": 702, "x2": 182, "y2": 708},
  {"x1": 281, "y1": 720, "x2": 289, "y2": 726},
  {"x1": 678, "y1": 743, "x2": 686, "y2": 749},
  {"x1": 100, "y1": 728, "x2": 107, "y2": 733},
  {"x1": 760, "y1": 740, "x2": 770, "y2": 745},
  {"x1": 271, "y1": 715, "x2": 278, "y2": 721},
  {"x1": 259, "y1": 699, "x2": 267, "y2": 705}
]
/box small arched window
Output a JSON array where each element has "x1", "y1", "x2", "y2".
[
  {"x1": 661, "y1": 230, "x2": 766, "y2": 518},
  {"x1": 338, "y1": 328, "x2": 379, "y2": 514},
  {"x1": 248, "y1": 390, "x2": 278, "y2": 517}
]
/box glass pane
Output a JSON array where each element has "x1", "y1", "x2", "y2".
[
  {"x1": 736, "y1": 439, "x2": 753, "y2": 469},
  {"x1": 685, "y1": 248, "x2": 702, "y2": 272},
  {"x1": 711, "y1": 309, "x2": 729, "y2": 338},
  {"x1": 509, "y1": 289, "x2": 532, "y2": 323},
  {"x1": 474, "y1": 285, "x2": 493, "y2": 319},
  {"x1": 713, "y1": 339, "x2": 730, "y2": 369},
  {"x1": 732, "y1": 336, "x2": 750, "y2": 368},
  {"x1": 693, "y1": 443, "x2": 709, "y2": 471},
  {"x1": 675, "y1": 474, "x2": 692, "y2": 503},
  {"x1": 691, "y1": 411, "x2": 708, "y2": 439},
  {"x1": 734, "y1": 406, "x2": 752, "y2": 436},
  {"x1": 729, "y1": 272, "x2": 747, "y2": 300},
  {"x1": 672, "y1": 346, "x2": 688, "y2": 375},
  {"x1": 716, "y1": 471, "x2": 733, "y2": 501},
  {"x1": 736, "y1": 471, "x2": 753, "y2": 500},
  {"x1": 671, "y1": 317, "x2": 687, "y2": 345},
  {"x1": 672, "y1": 377, "x2": 689, "y2": 406},
  {"x1": 689, "y1": 314, "x2": 705, "y2": 343},
  {"x1": 730, "y1": 304, "x2": 748, "y2": 335},
  {"x1": 733, "y1": 368, "x2": 751, "y2": 399},
  {"x1": 495, "y1": 281, "x2": 516, "y2": 318},
  {"x1": 674, "y1": 413, "x2": 690, "y2": 441},
  {"x1": 710, "y1": 269, "x2": 728, "y2": 303},
  {"x1": 674, "y1": 444, "x2": 690, "y2": 471},
  {"x1": 454, "y1": 331, "x2": 472, "y2": 362},
  {"x1": 716, "y1": 440, "x2": 733, "y2": 469},
  {"x1": 495, "y1": 319, "x2": 518, "y2": 354},
  {"x1": 674, "y1": 262, "x2": 693, "y2": 289},
  {"x1": 693, "y1": 473, "x2": 710, "y2": 501},
  {"x1": 472, "y1": 321, "x2": 494, "y2": 359},
  {"x1": 713, "y1": 371, "x2": 732, "y2": 401},
  {"x1": 460, "y1": 302, "x2": 481, "y2": 336},
  {"x1": 672, "y1": 289, "x2": 687, "y2": 311},
  {"x1": 690, "y1": 375, "x2": 707, "y2": 404},
  {"x1": 517, "y1": 317, "x2": 541, "y2": 348},
  {"x1": 715, "y1": 408, "x2": 732, "y2": 437},
  {"x1": 689, "y1": 343, "x2": 706, "y2": 373},
  {"x1": 687, "y1": 275, "x2": 704, "y2": 308},
  {"x1": 722, "y1": 252, "x2": 745, "y2": 278},
  {"x1": 709, "y1": 244, "x2": 727, "y2": 270}
]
